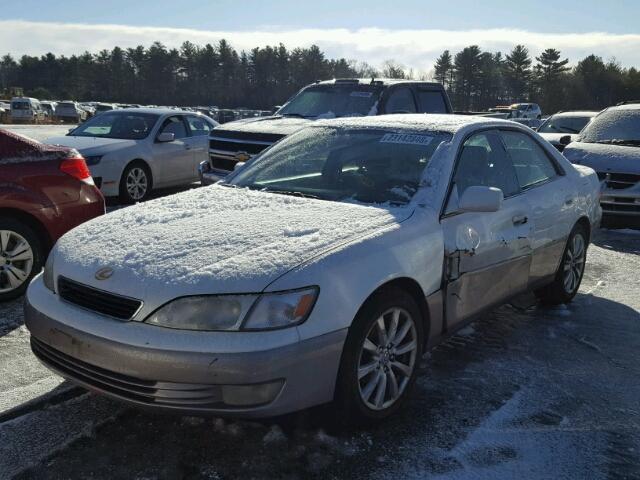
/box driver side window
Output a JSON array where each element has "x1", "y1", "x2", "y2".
[
  {"x1": 159, "y1": 116, "x2": 188, "y2": 139},
  {"x1": 385, "y1": 88, "x2": 417, "y2": 114}
]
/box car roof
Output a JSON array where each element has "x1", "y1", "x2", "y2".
[
  {"x1": 607, "y1": 103, "x2": 640, "y2": 112},
  {"x1": 552, "y1": 110, "x2": 599, "y2": 117},
  {"x1": 312, "y1": 113, "x2": 522, "y2": 135},
  {"x1": 314, "y1": 78, "x2": 443, "y2": 88},
  {"x1": 107, "y1": 107, "x2": 198, "y2": 115}
]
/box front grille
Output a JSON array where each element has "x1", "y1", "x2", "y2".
[
  {"x1": 208, "y1": 130, "x2": 285, "y2": 172},
  {"x1": 31, "y1": 337, "x2": 226, "y2": 408},
  {"x1": 57, "y1": 276, "x2": 142, "y2": 320},
  {"x1": 210, "y1": 138, "x2": 268, "y2": 155},
  {"x1": 597, "y1": 172, "x2": 640, "y2": 190},
  {"x1": 210, "y1": 155, "x2": 237, "y2": 172}
]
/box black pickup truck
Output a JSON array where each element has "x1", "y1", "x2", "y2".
[{"x1": 199, "y1": 78, "x2": 453, "y2": 184}]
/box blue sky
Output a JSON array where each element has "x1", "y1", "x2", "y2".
[
  {"x1": 2, "y1": 0, "x2": 639, "y2": 72},
  {"x1": 2, "y1": 0, "x2": 637, "y2": 33}
]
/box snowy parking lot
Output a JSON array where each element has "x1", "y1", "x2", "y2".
[{"x1": 1, "y1": 125, "x2": 639, "y2": 479}]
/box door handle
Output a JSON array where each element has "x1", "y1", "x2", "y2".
[{"x1": 512, "y1": 214, "x2": 528, "y2": 225}]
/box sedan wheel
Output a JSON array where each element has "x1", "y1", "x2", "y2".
[
  {"x1": 357, "y1": 307, "x2": 418, "y2": 411},
  {"x1": 0, "y1": 230, "x2": 34, "y2": 294},
  {"x1": 126, "y1": 167, "x2": 149, "y2": 201},
  {"x1": 562, "y1": 233, "x2": 586, "y2": 294}
]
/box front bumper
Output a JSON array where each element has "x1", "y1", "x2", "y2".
[
  {"x1": 25, "y1": 276, "x2": 346, "y2": 417},
  {"x1": 600, "y1": 189, "x2": 640, "y2": 217},
  {"x1": 198, "y1": 160, "x2": 230, "y2": 186}
]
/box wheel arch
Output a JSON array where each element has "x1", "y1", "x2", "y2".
[
  {"x1": 575, "y1": 216, "x2": 591, "y2": 243},
  {"x1": 0, "y1": 208, "x2": 52, "y2": 251}
]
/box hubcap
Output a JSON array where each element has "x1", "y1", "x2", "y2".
[
  {"x1": 357, "y1": 307, "x2": 418, "y2": 411},
  {"x1": 563, "y1": 233, "x2": 585, "y2": 294},
  {"x1": 126, "y1": 168, "x2": 148, "y2": 200},
  {"x1": 0, "y1": 230, "x2": 34, "y2": 294}
]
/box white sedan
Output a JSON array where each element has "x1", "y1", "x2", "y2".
[
  {"x1": 26, "y1": 115, "x2": 601, "y2": 422},
  {"x1": 46, "y1": 108, "x2": 217, "y2": 203}
]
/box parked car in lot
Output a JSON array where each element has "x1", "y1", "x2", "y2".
[
  {"x1": 95, "y1": 103, "x2": 118, "y2": 114},
  {"x1": 41, "y1": 101, "x2": 58, "y2": 119},
  {"x1": 45, "y1": 108, "x2": 218, "y2": 203},
  {"x1": 200, "y1": 78, "x2": 453, "y2": 184},
  {"x1": 10, "y1": 97, "x2": 45, "y2": 123},
  {"x1": 55, "y1": 101, "x2": 87, "y2": 123},
  {"x1": 510, "y1": 103, "x2": 542, "y2": 119},
  {"x1": 563, "y1": 103, "x2": 640, "y2": 220},
  {"x1": 536, "y1": 111, "x2": 598, "y2": 151},
  {"x1": 0, "y1": 129, "x2": 104, "y2": 301},
  {"x1": 26, "y1": 114, "x2": 600, "y2": 421}
]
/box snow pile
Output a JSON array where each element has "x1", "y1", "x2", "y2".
[
  {"x1": 56, "y1": 185, "x2": 411, "y2": 289},
  {"x1": 0, "y1": 128, "x2": 74, "y2": 164}
]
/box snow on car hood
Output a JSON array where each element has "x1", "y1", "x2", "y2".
[
  {"x1": 563, "y1": 141, "x2": 640, "y2": 174},
  {"x1": 54, "y1": 185, "x2": 412, "y2": 303},
  {"x1": 45, "y1": 135, "x2": 137, "y2": 155},
  {"x1": 214, "y1": 116, "x2": 313, "y2": 136}
]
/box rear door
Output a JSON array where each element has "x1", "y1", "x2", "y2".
[
  {"x1": 441, "y1": 130, "x2": 533, "y2": 330},
  {"x1": 498, "y1": 129, "x2": 575, "y2": 285}
]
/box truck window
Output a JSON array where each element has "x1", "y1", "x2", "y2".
[
  {"x1": 385, "y1": 87, "x2": 417, "y2": 114},
  {"x1": 417, "y1": 90, "x2": 448, "y2": 113}
]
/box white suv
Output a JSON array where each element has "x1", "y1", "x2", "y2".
[{"x1": 511, "y1": 103, "x2": 542, "y2": 119}]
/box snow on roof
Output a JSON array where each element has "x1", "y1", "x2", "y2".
[
  {"x1": 0, "y1": 128, "x2": 74, "y2": 164},
  {"x1": 55, "y1": 185, "x2": 410, "y2": 292},
  {"x1": 553, "y1": 111, "x2": 599, "y2": 117}
]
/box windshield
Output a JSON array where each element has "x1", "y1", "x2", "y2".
[
  {"x1": 277, "y1": 85, "x2": 383, "y2": 119},
  {"x1": 11, "y1": 102, "x2": 30, "y2": 110},
  {"x1": 579, "y1": 109, "x2": 640, "y2": 144},
  {"x1": 229, "y1": 126, "x2": 451, "y2": 205},
  {"x1": 70, "y1": 112, "x2": 159, "y2": 140},
  {"x1": 538, "y1": 115, "x2": 592, "y2": 134}
]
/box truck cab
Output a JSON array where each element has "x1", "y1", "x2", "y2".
[{"x1": 200, "y1": 78, "x2": 453, "y2": 184}]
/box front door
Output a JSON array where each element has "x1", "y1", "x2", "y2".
[
  {"x1": 441, "y1": 130, "x2": 533, "y2": 331},
  {"x1": 152, "y1": 115, "x2": 193, "y2": 186}
]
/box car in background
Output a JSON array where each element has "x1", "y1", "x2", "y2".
[
  {"x1": 510, "y1": 103, "x2": 542, "y2": 119},
  {"x1": 0, "y1": 102, "x2": 10, "y2": 122},
  {"x1": 95, "y1": 103, "x2": 118, "y2": 114},
  {"x1": 55, "y1": 101, "x2": 87, "y2": 123},
  {"x1": 10, "y1": 97, "x2": 45, "y2": 123},
  {"x1": 45, "y1": 108, "x2": 218, "y2": 203},
  {"x1": 26, "y1": 115, "x2": 600, "y2": 421},
  {"x1": 0, "y1": 129, "x2": 104, "y2": 301},
  {"x1": 200, "y1": 78, "x2": 453, "y2": 184},
  {"x1": 537, "y1": 111, "x2": 598, "y2": 151},
  {"x1": 563, "y1": 103, "x2": 640, "y2": 222},
  {"x1": 41, "y1": 101, "x2": 58, "y2": 119}
]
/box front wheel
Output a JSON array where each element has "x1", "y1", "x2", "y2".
[
  {"x1": 119, "y1": 163, "x2": 152, "y2": 204},
  {"x1": 536, "y1": 224, "x2": 588, "y2": 305},
  {"x1": 335, "y1": 288, "x2": 424, "y2": 424}
]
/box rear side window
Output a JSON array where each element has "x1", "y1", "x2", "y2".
[
  {"x1": 417, "y1": 90, "x2": 448, "y2": 113},
  {"x1": 385, "y1": 87, "x2": 417, "y2": 114},
  {"x1": 500, "y1": 131, "x2": 558, "y2": 189},
  {"x1": 160, "y1": 116, "x2": 188, "y2": 139}
]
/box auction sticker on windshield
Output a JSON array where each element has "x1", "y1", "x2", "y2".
[{"x1": 380, "y1": 133, "x2": 434, "y2": 145}]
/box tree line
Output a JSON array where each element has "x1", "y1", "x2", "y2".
[{"x1": 1, "y1": 40, "x2": 640, "y2": 113}]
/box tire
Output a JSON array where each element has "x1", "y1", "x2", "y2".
[
  {"x1": 334, "y1": 287, "x2": 424, "y2": 424},
  {"x1": 0, "y1": 218, "x2": 45, "y2": 302},
  {"x1": 119, "y1": 162, "x2": 152, "y2": 204},
  {"x1": 535, "y1": 223, "x2": 588, "y2": 305}
]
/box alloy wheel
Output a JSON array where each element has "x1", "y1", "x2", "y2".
[
  {"x1": 0, "y1": 230, "x2": 34, "y2": 294},
  {"x1": 357, "y1": 307, "x2": 418, "y2": 411},
  {"x1": 563, "y1": 233, "x2": 586, "y2": 294},
  {"x1": 126, "y1": 167, "x2": 148, "y2": 201}
]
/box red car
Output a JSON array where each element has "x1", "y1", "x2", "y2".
[{"x1": 0, "y1": 129, "x2": 105, "y2": 301}]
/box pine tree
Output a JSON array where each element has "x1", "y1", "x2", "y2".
[{"x1": 504, "y1": 45, "x2": 532, "y2": 102}]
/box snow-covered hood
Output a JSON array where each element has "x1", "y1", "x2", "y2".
[
  {"x1": 563, "y1": 141, "x2": 640, "y2": 174},
  {"x1": 539, "y1": 132, "x2": 577, "y2": 145},
  {"x1": 53, "y1": 185, "x2": 412, "y2": 310},
  {"x1": 214, "y1": 116, "x2": 313, "y2": 136},
  {"x1": 45, "y1": 135, "x2": 137, "y2": 156}
]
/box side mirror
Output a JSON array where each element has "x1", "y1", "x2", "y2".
[
  {"x1": 459, "y1": 186, "x2": 503, "y2": 213},
  {"x1": 157, "y1": 132, "x2": 175, "y2": 143},
  {"x1": 559, "y1": 135, "x2": 572, "y2": 146},
  {"x1": 233, "y1": 161, "x2": 246, "y2": 171}
]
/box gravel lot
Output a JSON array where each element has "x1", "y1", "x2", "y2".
[
  {"x1": 0, "y1": 227, "x2": 638, "y2": 480},
  {"x1": 1, "y1": 126, "x2": 639, "y2": 479}
]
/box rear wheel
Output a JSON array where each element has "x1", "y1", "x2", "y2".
[
  {"x1": 536, "y1": 223, "x2": 588, "y2": 305},
  {"x1": 0, "y1": 219, "x2": 44, "y2": 302},
  {"x1": 119, "y1": 162, "x2": 152, "y2": 204},
  {"x1": 335, "y1": 288, "x2": 423, "y2": 424}
]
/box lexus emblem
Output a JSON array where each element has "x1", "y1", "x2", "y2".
[{"x1": 95, "y1": 267, "x2": 114, "y2": 280}]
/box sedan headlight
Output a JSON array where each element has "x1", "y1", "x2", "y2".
[
  {"x1": 43, "y1": 251, "x2": 55, "y2": 292},
  {"x1": 83, "y1": 155, "x2": 102, "y2": 166},
  {"x1": 145, "y1": 287, "x2": 318, "y2": 331}
]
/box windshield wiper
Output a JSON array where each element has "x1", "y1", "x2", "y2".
[
  {"x1": 278, "y1": 112, "x2": 313, "y2": 119},
  {"x1": 593, "y1": 139, "x2": 640, "y2": 146},
  {"x1": 259, "y1": 188, "x2": 319, "y2": 199}
]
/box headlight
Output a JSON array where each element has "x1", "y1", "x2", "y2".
[
  {"x1": 145, "y1": 287, "x2": 318, "y2": 331},
  {"x1": 84, "y1": 155, "x2": 102, "y2": 165},
  {"x1": 43, "y1": 250, "x2": 55, "y2": 292}
]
